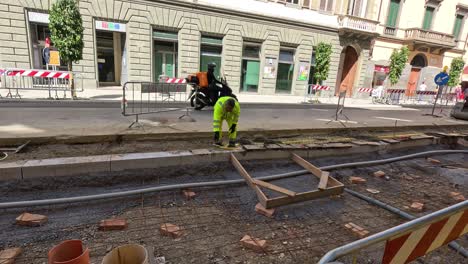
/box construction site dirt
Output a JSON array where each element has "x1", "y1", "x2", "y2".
[{"x1": 0, "y1": 144, "x2": 466, "y2": 263}]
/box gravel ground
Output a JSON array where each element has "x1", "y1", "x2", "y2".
[{"x1": 0, "y1": 145, "x2": 466, "y2": 264}]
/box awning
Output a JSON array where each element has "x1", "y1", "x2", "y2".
[
  {"x1": 462, "y1": 66, "x2": 468, "y2": 82},
  {"x1": 375, "y1": 65, "x2": 390, "y2": 74}
]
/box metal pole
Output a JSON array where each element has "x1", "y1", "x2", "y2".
[{"x1": 431, "y1": 85, "x2": 439, "y2": 116}]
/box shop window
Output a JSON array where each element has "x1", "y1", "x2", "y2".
[
  {"x1": 200, "y1": 36, "x2": 223, "y2": 78},
  {"x1": 422, "y1": 6, "x2": 435, "y2": 30},
  {"x1": 308, "y1": 52, "x2": 317, "y2": 87},
  {"x1": 30, "y1": 23, "x2": 66, "y2": 70},
  {"x1": 276, "y1": 48, "x2": 295, "y2": 93},
  {"x1": 386, "y1": 0, "x2": 400, "y2": 28},
  {"x1": 153, "y1": 30, "x2": 178, "y2": 80},
  {"x1": 241, "y1": 43, "x2": 261, "y2": 92},
  {"x1": 453, "y1": 14, "x2": 464, "y2": 40}
]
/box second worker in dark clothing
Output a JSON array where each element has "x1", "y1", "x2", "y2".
[{"x1": 207, "y1": 62, "x2": 221, "y2": 102}]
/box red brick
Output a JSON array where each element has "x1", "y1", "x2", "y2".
[
  {"x1": 0, "y1": 247, "x2": 22, "y2": 264},
  {"x1": 159, "y1": 223, "x2": 183, "y2": 238},
  {"x1": 350, "y1": 177, "x2": 366, "y2": 184},
  {"x1": 99, "y1": 219, "x2": 128, "y2": 231},
  {"x1": 182, "y1": 190, "x2": 196, "y2": 200},
  {"x1": 15, "y1": 212, "x2": 47, "y2": 227},
  {"x1": 366, "y1": 188, "x2": 380, "y2": 194},
  {"x1": 410, "y1": 202, "x2": 424, "y2": 212},
  {"x1": 373, "y1": 171, "x2": 386, "y2": 178},
  {"x1": 255, "y1": 203, "x2": 275, "y2": 218},
  {"x1": 344, "y1": 222, "x2": 369, "y2": 238},
  {"x1": 450, "y1": 192, "x2": 466, "y2": 202},
  {"x1": 427, "y1": 158, "x2": 441, "y2": 164},
  {"x1": 240, "y1": 235, "x2": 267, "y2": 253}
]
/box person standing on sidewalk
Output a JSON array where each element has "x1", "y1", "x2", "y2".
[
  {"x1": 418, "y1": 81, "x2": 427, "y2": 103},
  {"x1": 213, "y1": 96, "x2": 240, "y2": 147}
]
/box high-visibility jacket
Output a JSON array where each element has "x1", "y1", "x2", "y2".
[{"x1": 213, "y1": 96, "x2": 240, "y2": 140}]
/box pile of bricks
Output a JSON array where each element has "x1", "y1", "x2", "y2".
[
  {"x1": 159, "y1": 223, "x2": 183, "y2": 238},
  {"x1": 15, "y1": 212, "x2": 47, "y2": 227},
  {"x1": 240, "y1": 235, "x2": 267, "y2": 252},
  {"x1": 99, "y1": 219, "x2": 128, "y2": 231},
  {"x1": 350, "y1": 176, "x2": 366, "y2": 184},
  {"x1": 0, "y1": 247, "x2": 22, "y2": 264}
]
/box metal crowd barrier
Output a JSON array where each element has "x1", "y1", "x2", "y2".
[
  {"x1": 303, "y1": 84, "x2": 332, "y2": 103},
  {"x1": 0, "y1": 68, "x2": 83, "y2": 99},
  {"x1": 318, "y1": 200, "x2": 468, "y2": 264},
  {"x1": 122, "y1": 81, "x2": 191, "y2": 128}
]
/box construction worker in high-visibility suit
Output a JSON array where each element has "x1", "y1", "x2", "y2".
[{"x1": 213, "y1": 96, "x2": 240, "y2": 147}]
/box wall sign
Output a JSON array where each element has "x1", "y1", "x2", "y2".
[
  {"x1": 49, "y1": 51, "x2": 60, "y2": 66},
  {"x1": 263, "y1": 57, "x2": 277, "y2": 79},
  {"x1": 95, "y1": 21, "x2": 126, "y2": 32},
  {"x1": 28, "y1": 12, "x2": 49, "y2": 24},
  {"x1": 297, "y1": 61, "x2": 310, "y2": 81}
]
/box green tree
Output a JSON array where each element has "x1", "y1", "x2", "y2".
[
  {"x1": 314, "y1": 42, "x2": 332, "y2": 85},
  {"x1": 448, "y1": 57, "x2": 465, "y2": 87},
  {"x1": 388, "y1": 46, "x2": 409, "y2": 86},
  {"x1": 49, "y1": 0, "x2": 84, "y2": 98}
]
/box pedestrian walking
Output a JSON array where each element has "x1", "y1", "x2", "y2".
[{"x1": 418, "y1": 81, "x2": 427, "y2": 103}]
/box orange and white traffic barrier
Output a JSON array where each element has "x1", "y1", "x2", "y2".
[
  {"x1": 310, "y1": 85, "x2": 330, "y2": 91},
  {"x1": 358, "y1": 88, "x2": 373, "y2": 93},
  {"x1": 382, "y1": 209, "x2": 468, "y2": 264},
  {"x1": 6, "y1": 69, "x2": 71, "y2": 79},
  {"x1": 165, "y1": 78, "x2": 186, "y2": 84}
]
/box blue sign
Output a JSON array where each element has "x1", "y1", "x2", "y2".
[{"x1": 434, "y1": 72, "x2": 449, "y2": 86}]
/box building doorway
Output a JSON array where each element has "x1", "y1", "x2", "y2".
[
  {"x1": 241, "y1": 42, "x2": 261, "y2": 92},
  {"x1": 338, "y1": 46, "x2": 359, "y2": 96},
  {"x1": 406, "y1": 54, "x2": 427, "y2": 96},
  {"x1": 153, "y1": 30, "x2": 178, "y2": 81},
  {"x1": 96, "y1": 31, "x2": 125, "y2": 86}
]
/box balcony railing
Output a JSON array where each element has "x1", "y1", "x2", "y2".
[
  {"x1": 338, "y1": 15, "x2": 379, "y2": 34},
  {"x1": 404, "y1": 28, "x2": 455, "y2": 47},
  {"x1": 383, "y1": 26, "x2": 397, "y2": 36}
]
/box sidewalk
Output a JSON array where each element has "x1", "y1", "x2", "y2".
[{"x1": 0, "y1": 85, "x2": 452, "y2": 110}]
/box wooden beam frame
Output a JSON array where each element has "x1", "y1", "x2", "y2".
[{"x1": 230, "y1": 153, "x2": 344, "y2": 209}]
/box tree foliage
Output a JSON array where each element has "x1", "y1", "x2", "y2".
[
  {"x1": 49, "y1": 0, "x2": 84, "y2": 97},
  {"x1": 314, "y1": 42, "x2": 332, "y2": 84},
  {"x1": 448, "y1": 57, "x2": 465, "y2": 87},
  {"x1": 388, "y1": 46, "x2": 409, "y2": 86}
]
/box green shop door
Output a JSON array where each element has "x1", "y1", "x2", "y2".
[
  {"x1": 154, "y1": 52, "x2": 176, "y2": 80},
  {"x1": 242, "y1": 60, "x2": 260, "y2": 92}
]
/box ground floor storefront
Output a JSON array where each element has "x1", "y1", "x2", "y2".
[{"x1": 1, "y1": 0, "x2": 376, "y2": 97}]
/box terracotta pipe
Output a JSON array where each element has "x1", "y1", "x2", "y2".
[{"x1": 48, "y1": 240, "x2": 90, "y2": 264}]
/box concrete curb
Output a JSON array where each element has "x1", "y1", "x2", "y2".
[
  {"x1": 0, "y1": 136, "x2": 453, "y2": 181},
  {"x1": 0, "y1": 124, "x2": 467, "y2": 146}
]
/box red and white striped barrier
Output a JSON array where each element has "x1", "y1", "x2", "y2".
[
  {"x1": 310, "y1": 85, "x2": 330, "y2": 91},
  {"x1": 358, "y1": 88, "x2": 373, "y2": 93},
  {"x1": 6, "y1": 69, "x2": 70, "y2": 79},
  {"x1": 387, "y1": 89, "x2": 405, "y2": 94},
  {"x1": 165, "y1": 78, "x2": 186, "y2": 84},
  {"x1": 416, "y1": 91, "x2": 436, "y2": 95},
  {"x1": 382, "y1": 209, "x2": 467, "y2": 264}
]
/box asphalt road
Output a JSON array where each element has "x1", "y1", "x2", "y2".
[{"x1": 0, "y1": 103, "x2": 466, "y2": 140}]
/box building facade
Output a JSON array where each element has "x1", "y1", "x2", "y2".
[
  {"x1": 1, "y1": 0, "x2": 385, "y2": 96},
  {"x1": 371, "y1": 0, "x2": 468, "y2": 94}
]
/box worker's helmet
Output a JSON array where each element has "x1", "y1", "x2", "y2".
[{"x1": 208, "y1": 62, "x2": 216, "y2": 70}]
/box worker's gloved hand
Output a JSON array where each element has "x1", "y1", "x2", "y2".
[
  {"x1": 229, "y1": 124, "x2": 237, "y2": 134},
  {"x1": 214, "y1": 132, "x2": 222, "y2": 146},
  {"x1": 228, "y1": 140, "x2": 236, "y2": 148}
]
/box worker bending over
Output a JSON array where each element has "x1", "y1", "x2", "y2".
[{"x1": 213, "y1": 96, "x2": 240, "y2": 147}]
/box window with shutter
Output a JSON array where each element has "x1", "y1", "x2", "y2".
[
  {"x1": 320, "y1": 0, "x2": 334, "y2": 12},
  {"x1": 386, "y1": 0, "x2": 400, "y2": 27},
  {"x1": 453, "y1": 14, "x2": 464, "y2": 39},
  {"x1": 422, "y1": 7, "x2": 434, "y2": 30}
]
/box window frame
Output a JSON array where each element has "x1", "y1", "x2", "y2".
[
  {"x1": 385, "y1": 0, "x2": 402, "y2": 28},
  {"x1": 421, "y1": 6, "x2": 435, "y2": 30},
  {"x1": 319, "y1": 0, "x2": 335, "y2": 14}
]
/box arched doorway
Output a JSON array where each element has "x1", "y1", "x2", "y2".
[
  {"x1": 338, "y1": 46, "x2": 359, "y2": 96},
  {"x1": 406, "y1": 54, "x2": 427, "y2": 96}
]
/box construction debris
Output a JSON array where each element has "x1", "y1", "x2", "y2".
[
  {"x1": 99, "y1": 219, "x2": 128, "y2": 231},
  {"x1": 240, "y1": 235, "x2": 267, "y2": 253},
  {"x1": 373, "y1": 171, "x2": 386, "y2": 178},
  {"x1": 450, "y1": 192, "x2": 466, "y2": 202},
  {"x1": 410, "y1": 202, "x2": 425, "y2": 212},
  {"x1": 159, "y1": 223, "x2": 183, "y2": 238},
  {"x1": 16, "y1": 212, "x2": 48, "y2": 227},
  {"x1": 366, "y1": 188, "x2": 380, "y2": 194},
  {"x1": 344, "y1": 223, "x2": 369, "y2": 238},
  {"x1": 255, "y1": 203, "x2": 275, "y2": 218},
  {"x1": 182, "y1": 190, "x2": 197, "y2": 200},
  {"x1": 350, "y1": 177, "x2": 366, "y2": 184},
  {"x1": 427, "y1": 158, "x2": 441, "y2": 164},
  {"x1": 0, "y1": 247, "x2": 22, "y2": 264}
]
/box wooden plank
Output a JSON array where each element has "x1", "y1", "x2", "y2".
[
  {"x1": 291, "y1": 153, "x2": 322, "y2": 179},
  {"x1": 264, "y1": 186, "x2": 344, "y2": 208},
  {"x1": 318, "y1": 171, "x2": 329, "y2": 190},
  {"x1": 327, "y1": 176, "x2": 344, "y2": 188},
  {"x1": 252, "y1": 179, "x2": 296, "y2": 197},
  {"x1": 230, "y1": 154, "x2": 269, "y2": 203}
]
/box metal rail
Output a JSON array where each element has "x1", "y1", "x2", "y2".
[{"x1": 318, "y1": 200, "x2": 468, "y2": 263}]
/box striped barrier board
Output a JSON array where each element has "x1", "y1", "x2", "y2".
[
  {"x1": 416, "y1": 91, "x2": 437, "y2": 95},
  {"x1": 382, "y1": 209, "x2": 467, "y2": 264},
  {"x1": 165, "y1": 78, "x2": 186, "y2": 84},
  {"x1": 6, "y1": 69, "x2": 70, "y2": 79},
  {"x1": 358, "y1": 88, "x2": 373, "y2": 93},
  {"x1": 310, "y1": 85, "x2": 330, "y2": 91},
  {"x1": 387, "y1": 89, "x2": 405, "y2": 94}
]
